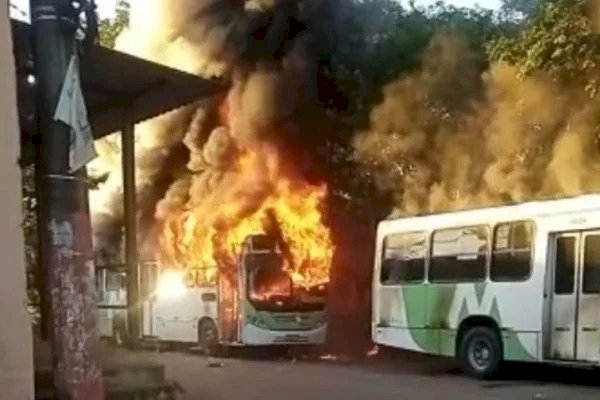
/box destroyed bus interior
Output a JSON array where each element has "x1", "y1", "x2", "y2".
[{"x1": 245, "y1": 252, "x2": 328, "y2": 312}]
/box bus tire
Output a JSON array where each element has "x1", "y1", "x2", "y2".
[
  {"x1": 112, "y1": 319, "x2": 127, "y2": 347},
  {"x1": 198, "y1": 319, "x2": 218, "y2": 355},
  {"x1": 458, "y1": 326, "x2": 502, "y2": 379}
]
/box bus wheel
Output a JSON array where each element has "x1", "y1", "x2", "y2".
[
  {"x1": 458, "y1": 326, "x2": 502, "y2": 379},
  {"x1": 198, "y1": 319, "x2": 218, "y2": 355},
  {"x1": 113, "y1": 321, "x2": 127, "y2": 347}
]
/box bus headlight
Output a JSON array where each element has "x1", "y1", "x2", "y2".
[{"x1": 155, "y1": 270, "x2": 187, "y2": 300}]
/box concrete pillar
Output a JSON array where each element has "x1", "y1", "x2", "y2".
[
  {"x1": 0, "y1": 2, "x2": 35, "y2": 399},
  {"x1": 122, "y1": 123, "x2": 140, "y2": 344}
]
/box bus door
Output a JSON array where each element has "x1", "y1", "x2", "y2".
[
  {"x1": 549, "y1": 231, "x2": 600, "y2": 362},
  {"x1": 95, "y1": 266, "x2": 127, "y2": 338},
  {"x1": 95, "y1": 268, "x2": 111, "y2": 337},
  {"x1": 218, "y1": 273, "x2": 240, "y2": 343}
]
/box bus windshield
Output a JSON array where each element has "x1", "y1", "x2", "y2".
[{"x1": 246, "y1": 253, "x2": 327, "y2": 312}]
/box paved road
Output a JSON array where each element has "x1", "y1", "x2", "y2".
[{"x1": 141, "y1": 349, "x2": 600, "y2": 400}]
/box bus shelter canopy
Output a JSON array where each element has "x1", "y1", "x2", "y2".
[{"x1": 11, "y1": 19, "x2": 223, "y2": 153}]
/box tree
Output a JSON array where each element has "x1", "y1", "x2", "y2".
[
  {"x1": 370, "y1": 2, "x2": 502, "y2": 95},
  {"x1": 98, "y1": 0, "x2": 130, "y2": 48},
  {"x1": 501, "y1": 0, "x2": 542, "y2": 19},
  {"x1": 328, "y1": 0, "x2": 505, "y2": 122},
  {"x1": 323, "y1": 0, "x2": 506, "y2": 219},
  {"x1": 488, "y1": 0, "x2": 600, "y2": 96}
]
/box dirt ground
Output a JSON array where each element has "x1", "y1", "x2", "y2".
[{"x1": 116, "y1": 347, "x2": 600, "y2": 400}]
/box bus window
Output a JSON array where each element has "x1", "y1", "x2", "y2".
[
  {"x1": 380, "y1": 232, "x2": 426, "y2": 285},
  {"x1": 555, "y1": 237, "x2": 576, "y2": 295},
  {"x1": 430, "y1": 225, "x2": 488, "y2": 282},
  {"x1": 248, "y1": 235, "x2": 277, "y2": 252},
  {"x1": 583, "y1": 235, "x2": 600, "y2": 294},
  {"x1": 201, "y1": 292, "x2": 217, "y2": 302},
  {"x1": 95, "y1": 269, "x2": 105, "y2": 303},
  {"x1": 491, "y1": 221, "x2": 534, "y2": 281},
  {"x1": 247, "y1": 253, "x2": 292, "y2": 302}
]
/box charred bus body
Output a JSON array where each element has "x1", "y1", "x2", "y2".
[{"x1": 96, "y1": 234, "x2": 328, "y2": 350}]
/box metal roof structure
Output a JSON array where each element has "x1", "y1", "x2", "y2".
[
  {"x1": 79, "y1": 44, "x2": 223, "y2": 138},
  {"x1": 11, "y1": 19, "x2": 223, "y2": 145},
  {"x1": 10, "y1": 18, "x2": 222, "y2": 352}
]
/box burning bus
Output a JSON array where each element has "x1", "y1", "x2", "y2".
[
  {"x1": 95, "y1": 142, "x2": 335, "y2": 350},
  {"x1": 98, "y1": 233, "x2": 328, "y2": 351}
]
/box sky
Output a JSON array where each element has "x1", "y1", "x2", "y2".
[{"x1": 11, "y1": 0, "x2": 502, "y2": 21}]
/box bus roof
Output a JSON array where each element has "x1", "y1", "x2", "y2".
[{"x1": 378, "y1": 194, "x2": 600, "y2": 233}]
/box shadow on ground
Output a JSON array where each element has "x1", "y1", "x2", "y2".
[
  {"x1": 344, "y1": 347, "x2": 600, "y2": 389},
  {"x1": 135, "y1": 341, "x2": 600, "y2": 389}
]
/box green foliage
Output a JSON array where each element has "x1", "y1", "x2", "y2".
[
  {"x1": 488, "y1": 0, "x2": 600, "y2": 96},
  {"x1": 329, "y1": 0, "x2": 505, "y2": 120},
  {"x1": 324, "y1": 0, "x2": 506, "y2": 217},
  {"x1": 370, "y1": 3, "x2": 503, "y2": 100},
  {"x1": 98, "y1": 0, "x2": 130, "y2": 48},
  {"x1": 501, "y1": 0, "x2": 542, "y2": 18}
]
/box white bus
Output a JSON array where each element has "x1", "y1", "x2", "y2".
[
  {"x1": 97, "y1": 234, "x2": 328, "y2": 351},
  {"x1": 140, "y1": 262, "x2": 219, "y2": 348},
  {"x1": 372, "y1": 194, "x2": 600, "y2": 378},
  {"x1": 96, "y1": 262, "x2": 218, "y2": 347}
]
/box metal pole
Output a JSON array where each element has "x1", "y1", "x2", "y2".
[
  {"x1": 30, "y1": 1, "x2": 104, "y2": 399},
  {"x1": 122, "y1": 122, "x2": 140, "y2": 344}
]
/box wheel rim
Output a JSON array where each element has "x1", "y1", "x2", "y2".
[{"x1": 468, "y1": 338, "x2": 492, "y2": 372}]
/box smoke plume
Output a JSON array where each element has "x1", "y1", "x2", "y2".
[
  {"x1": 354, "y1": 33, "x2": 600, "y2": 217},
  {"x1": 89, "y1": 0, "x2": 334, "y2": 274}
]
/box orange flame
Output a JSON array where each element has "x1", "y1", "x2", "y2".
[
  {"x1": 158, "y1": 148, "x2": 334, "y2": 289},
  {"x1": 249, "y1": 271, "x2": 293, "y2": 302}
]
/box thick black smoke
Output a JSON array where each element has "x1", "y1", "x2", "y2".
[{"x1": 89, "y1": 0, "x2": 337, "y2": 265}]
